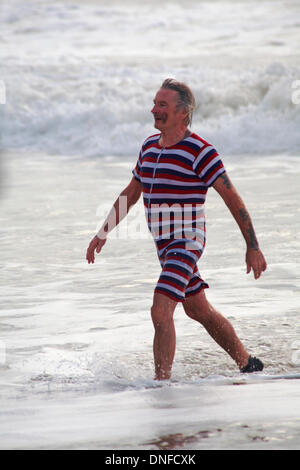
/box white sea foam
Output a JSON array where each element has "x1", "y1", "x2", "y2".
[{"x1": 1, "y1": 0, "x2": 300, "y2": 157}]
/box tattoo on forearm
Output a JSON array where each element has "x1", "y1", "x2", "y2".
[
  {"x1": 247, "y1": 224, "x2": 259, "y2": 250},
  {"x1": 220, "y1": 174, "x2": 232, "y2": 189},
  {"x1": 239, "y1": 208, "x2": 248, "y2": 222},
  {"x1": 239, "y1": 209, "x2": 258, "y2": 250}
]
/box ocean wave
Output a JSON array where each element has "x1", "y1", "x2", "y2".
[
  {"x1": 1, "y1": 0, "x2": 300, "y2": 157},
  {"x1": 1, "y1": 62, "x2": 299, "y2": 157}
]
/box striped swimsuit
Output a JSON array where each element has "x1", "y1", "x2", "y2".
[{"x1": 132, "y1": 132, "x2": 225, "y2": 302}]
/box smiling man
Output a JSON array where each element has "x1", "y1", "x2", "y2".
[{"x1": 86, "y1": 78, "x2": 267, "y2": 380}]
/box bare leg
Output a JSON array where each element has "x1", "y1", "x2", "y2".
[
  {"x1": 151, "y1": 293, "x2": 178, "y2": 380},
  {"x1": 183, "y1": 290, "x2": 249, "y2": 369}
]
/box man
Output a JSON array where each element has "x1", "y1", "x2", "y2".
[{"x1": 86, "y1": 78, "x2": 267, "y2": 380}]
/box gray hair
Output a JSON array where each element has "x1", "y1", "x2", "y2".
[{"x1": 161, "y1": 78, "x2": 196, "y2": 126}]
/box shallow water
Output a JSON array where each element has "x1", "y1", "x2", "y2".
[{"x1": 0, "y1": 153, "x2": 299, "y2": 449}]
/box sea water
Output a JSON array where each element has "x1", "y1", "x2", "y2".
[{"x1": 0, "y1": 0, "x2": 299, "y2": 450}]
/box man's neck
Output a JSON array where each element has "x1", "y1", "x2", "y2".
[{"x1": 159, "y1": 128, "x2": 191, "y2": 148}]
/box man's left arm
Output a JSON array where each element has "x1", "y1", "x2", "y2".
[{"x1": 212, "y1": 172, "x2": 267, "y2": 279}]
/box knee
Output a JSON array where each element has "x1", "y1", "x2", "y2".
[
  {"x1": 184, "y1": 304, "x2": 203, "y2": 323},
  {"x1": 184, "y1": 301, "x2": 212, "y2": 326},
  {"x1": 151, "y1": 304, "x2": 173, "y2": 329},
  {"x1": 151, "y1": 292, "x2": 177, "y2": 327}
]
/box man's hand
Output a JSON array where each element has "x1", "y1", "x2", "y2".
[
  {"x1": 246, "y1": 247, "x2": 267, "y2": 279},
  {"x1": 85, "y1": 176, "x2": 141, "y2": 265},
  {"x1": 86, "y1": 236, "x2": 107, "y2": 264}
]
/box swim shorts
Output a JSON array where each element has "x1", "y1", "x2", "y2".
[{"x1": 154, "y1": 243, "x2": 209, "y2": 302}]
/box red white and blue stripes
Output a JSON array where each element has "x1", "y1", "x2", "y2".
[
  {"x1": 132, "y1": 132, "x2": 225, "y2": 301},
  {"x1": 155, "y1": 243, "x2": 209, "y2": 302}
]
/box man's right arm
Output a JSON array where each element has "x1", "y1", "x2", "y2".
[{"x1": 86, "y1": 177, "x2": 142, "y2": 264}]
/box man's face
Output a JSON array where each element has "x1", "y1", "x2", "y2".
[{"x1": 151, "y1": 88, "x2": 186, "y2": 131}]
